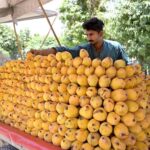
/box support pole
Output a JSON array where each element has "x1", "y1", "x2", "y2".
[
  {"x1": 40, "y1": 15, "x2": 57, "y2": 49},
  {"x1": 12, "y1": 20, "x2": 23, "y2": 59},
  {"x1": 38, "y1": 0, "x2": 61, "y2": 46}
]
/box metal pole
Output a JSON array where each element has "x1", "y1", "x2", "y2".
[
  {"x1": 40, "y1": 15, "x2": 57, "y2": 49},
  {"x1": 38, "y1": 0, "x2": 61, "y2": 46},
  {"x1": 12, "y1": 20, "x2": 23, "y2": 59}
]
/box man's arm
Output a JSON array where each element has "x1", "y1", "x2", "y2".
[
  {"x1": 30, "y1": 48, "x2": 56, "y2": 56},
  {"x1": 29, "y1": 45, "x2": 82, "y2": 57}
]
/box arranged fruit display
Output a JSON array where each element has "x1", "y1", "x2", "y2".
[{"x1": 0, "y1": 49, "x2": 149, "y2": 150}]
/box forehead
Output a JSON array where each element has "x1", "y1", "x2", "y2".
[{"x1": 85, "y1": 30, "x2": 99, "y2": 34}]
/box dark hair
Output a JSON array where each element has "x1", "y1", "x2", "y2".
[{"x1": 82, "y1": 17, "x2": 104, "y2": 32}]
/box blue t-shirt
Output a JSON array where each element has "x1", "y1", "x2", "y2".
[{"x1": 54, "y1": 40, "x2": 130, "y2": 64}]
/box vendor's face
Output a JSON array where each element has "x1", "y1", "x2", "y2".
[{"x1": 85, "y1": 30, "x2": 103, "y2": 44}]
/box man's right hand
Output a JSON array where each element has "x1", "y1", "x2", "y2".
[
  {"x1": 29, "y1": 48, "x2": 56, "y2": 56},
  {"x1": 29, "y1": 49, "x2": 40, "y2": 55}
]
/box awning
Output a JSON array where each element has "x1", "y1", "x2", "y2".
[
  {"x1": 0, "y1": 0, "x2": 61, "y2": 58},
  {"x1": 0, "y1": 0, "x2": 52, "y2": 22},
  {"x1": 0, "y1": 8, "x2": 57, "y2": 23}
]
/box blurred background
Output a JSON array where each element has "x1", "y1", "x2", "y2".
[{"x1": 0, "y1": 0, "x2": 149, "y2": 73}]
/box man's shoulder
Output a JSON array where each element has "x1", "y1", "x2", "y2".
[{"x1": 104, "y1": 39, "x2": 122, "y2": 48}]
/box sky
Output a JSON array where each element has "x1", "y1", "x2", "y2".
[{"x1": 6, "y1": 0, "x2": 64, "y2": 36}]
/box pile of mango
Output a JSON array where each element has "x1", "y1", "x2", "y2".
[{"x1": 0, "y1": 49, "x2": 149, "y2": 150}]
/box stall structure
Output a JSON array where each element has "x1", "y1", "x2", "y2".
[
  {"x1": 0, "y1": 0, "x2": 61, "y2": 59},
  {"x1": 0, "y1": 122, "x2": 61, "y2": 150}
]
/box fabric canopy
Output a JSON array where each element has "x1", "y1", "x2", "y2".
[
  {"x1": 0, "y1": 0, "x2": 61, "y2": 53},
  {"x1": 0, "y1": 0, "x2": 53, "y2": 23},
  {"x1": 0, "y1": 9, "x2": 57, "y2": 23}
]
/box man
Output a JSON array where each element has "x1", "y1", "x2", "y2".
[{"x1": 30, "y1": 17, "x2": 130, "y2": 64}]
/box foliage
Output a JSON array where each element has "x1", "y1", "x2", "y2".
[
  {"x1": 26, "y1": 33, "x2": 56, "y2": 50},
  {"x1": 0, "y1": 25, "x2": 56, "y2": 59},
  {"x1": 59, "y1": 0, "x2": 101, "y2": 47},
  {"x1": 0, "y1": 24, "x2": 18, "y2": 59},
  {"x1": 105, "y1": 0, "x2": 150, "y2": 71}
]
